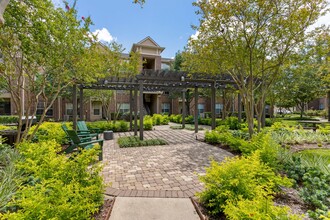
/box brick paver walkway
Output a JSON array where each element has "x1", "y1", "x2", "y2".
[{"x1": 102, "y1": 126, "x2": 233, "y2": 198}]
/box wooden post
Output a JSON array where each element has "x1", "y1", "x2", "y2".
[
  {"x1": 238, "y1": 93, "x2": 242, "y2": 123},
  {"x1": 129, "y1": 89, "x2": 133, "y2": 131},
  {"x1": 261, "y1": 105, "x2": 266, "y2": 128},
  {"x1": 79, "y1": 87, "x2": 84, "y2": 120},
  {"x1": 139, "y1": 82, "x2": 144, "y2": 140},
  {"x1": 211, "y1": 82, "x2": 216, "y2": 130},
  {"x1": 222, "y1": 89, "x2": 226, "y2": 120},
  {"x1": 194, "y1": 87, "x2": 198, "y2": 133},
  {"x1": 182, "y1": 90, "x2": 186, "y2": 129},
  {"x1": 73, "y1": 84, "x2": 77, "y2": 130},
  {"x1": 328, "y1": 91, "x2": 330, "y2": 122},
  {"x1": 134, "y1": 87, "x2": 138, "y2": 136}
]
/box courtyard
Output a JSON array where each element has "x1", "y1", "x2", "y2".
[{"x1": 102, "y1": 126, "x2": 233, "y2": 198}]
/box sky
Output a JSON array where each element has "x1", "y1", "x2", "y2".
[
  {"x1": 52, "y1": 0, "x2": 330, "y2": 59},
  {"x1": 52, "y1": 0, "x2": 199, "y2": 58}
]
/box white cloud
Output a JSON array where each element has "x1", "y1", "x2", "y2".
[
  {"x1": 92, "y1": 28, "x2": 115, "y2": 43},
  {"x1": 190, "y1": 31, "x2": 200, "y2": 40}
]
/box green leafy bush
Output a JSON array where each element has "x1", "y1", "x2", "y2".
[
  {"x1": 29, "y1": 122, "x2": 68, "y2": 144},
  {"x1": 224, "y1": 194, "x2": 302, "y2": 220},
  {"x1": 118, "y1": 136, "x2": 167, "y2": 148},
  {"x1": 86, "y1": 120, "x2": 129, "y2": 132},
  {"x1": 0, "y1": 116, "x2": 19, "y2": 124},
  {"x1": 185, "y1": 115, "x2": 194, "y2": 124},
  {"x1": 299, "y1": 168, "x2": 330, "y2": 215},
  {"x1": 198, "y1": 152, "x2": 292, "y2": 216},
  {"x1": 2, "y1": 141, "x2": 103, "y2": 219},
  {"x1": 143, "y1": 116, "x2": 153, "y2": 130},
  {"x1": 151, "y1": 114, "x2": 169, "y2": 125},
  {"x1": 225, "y1": 116, "x2": 241, "y2": 130}
]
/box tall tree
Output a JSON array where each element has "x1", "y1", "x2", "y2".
[
  {"x1": 184, "y1": 0, "x2": 328, "y2": 136},
  {"x1": 0, "y1": 0, "x2": 96, "y2": 142}
]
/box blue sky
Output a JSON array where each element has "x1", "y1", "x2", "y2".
[
  {"x1": 52, "y1": 0, "x2": 200, "y2": 58},
  {"x1": 52, "y1": 0, "x2": 330, "y2": 58}
]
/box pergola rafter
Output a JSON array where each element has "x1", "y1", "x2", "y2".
[{"x1": 74, "y1": 70, "x2": 241, "y2": 140}]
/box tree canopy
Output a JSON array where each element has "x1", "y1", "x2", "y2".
[{"x1": 184, "y1": 0, "x2": 328, "y2": 135}]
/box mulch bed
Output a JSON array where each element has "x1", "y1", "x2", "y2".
[{"x1": 94, "y1": 197, "x2": 115, "y2": 220}]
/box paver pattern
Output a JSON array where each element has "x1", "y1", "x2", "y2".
[{"x1": 102, "y1": 126, "x2": 233, "y2": 198}]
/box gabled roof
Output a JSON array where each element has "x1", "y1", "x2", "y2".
[{"x1": 131, "y1": 36, "x2": 165, "y2": 54}]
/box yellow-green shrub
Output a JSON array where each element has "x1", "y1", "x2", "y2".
[
  {"x1": 2, "y1": 141, "x2": 103, "y2": 219},
  {"x1": 198, "y1": 152, "x2": 292, "y2": 215},
  {"x1": 29, "y1": 122, "x2": 69, "y2": 144},
  {"x1": 224, "y1": 194, "x2": 303, "y2": 220}
]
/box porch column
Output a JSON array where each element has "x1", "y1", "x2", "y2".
[
  {"x1": 211, "y1": 82, "x2": 216, "y2": 130},
  {"x1": 79, "y1": 87, "x2": 84, "y2": 120},
  {"x1": 139, "y1": 82, "x2": 144, "y2": 140},
  {"x1": 194, "y1": 87, "x2": 198, "y2": 133},
  {"x1": 238, "y1": 93, "x2": 242, "y2": 123},
  {"x1": 129, "y1": 89, "x2": 133, "y2": 131},
  {"x1": 182, "y1": 90, "x2": 186, "y2": 129},
  {"x1": 73, "y1": 84, "x2": 77, "y2": 130},
  {"x1": 134, "y1": 86, "x2": 138, "y2": 136}
]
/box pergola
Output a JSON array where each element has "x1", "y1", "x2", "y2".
[{"x1": 72, "y1": 70, "x2": 241, "y2": 140}]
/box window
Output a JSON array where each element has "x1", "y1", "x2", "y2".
[
  {"x1": 320, "y1": 103, "x2": 324, "y2": 110},
  {"x1": 66, "y1": 103, "x2": 73, "y2": 115},
  {"x1": 161, "y1": 103, "x2": 170, "y2": 113},
  {"x1": 215, "y1": 103, "x2": 223, "y2": 114},
  {"x1": 117, "y1": 103, "x2": 130, "y2": 113},
  {"x1": 37, "y1": 101, "x2": 53, "y2": 116},
  {"x1": 198, "y1": 104, "x2": 205, "y2": 114},
  {"x1": 93, "y1": 102, "x2": 101, "y2": 115}
]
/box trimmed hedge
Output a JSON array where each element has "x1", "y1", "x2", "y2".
[{"x1": 118, "y1": 136, "x2": 167, "y2": 148}]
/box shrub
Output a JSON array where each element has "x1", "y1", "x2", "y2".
[
  {"x1": 143, "y1": 117, "x2": 153, "y2": 130},
  {"x1": 151, "y1": 114, "x2": 169, "y2": 125},
  {"x1": 2, "y1": 141, "x2": 104, "y2": 219},
  {"x1": 0, "y1": 116, "x2": 19, "y2": 124},
  {"x1": 198, "y1": 152, "x2": 292, "y2": 215},
  {"x1": 87, "y1": 120, "x2": 129, "y2": 132},
  {"x1": 118, "y1": 136, "x2": 167, "y2": 148},
  {"x1": 185, "y1": 115, "x2": 194, "y2": 124},
  {"x1": 224, "y1": 194, "x2": 302, "y2": 220},
  {"x1": 29, "y1": 122, "x2": 68, "y2": 144},
  {"x1": 225, "y1": 116, "x2": 241, "y2": 130}
]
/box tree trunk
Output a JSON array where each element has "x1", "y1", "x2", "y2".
[{"x1": 0, "y1": 0, "x2": 10, "y2": 25}]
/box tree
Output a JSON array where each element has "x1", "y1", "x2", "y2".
[
  {"x1": 184, "y1": 0, "x2": 327, "y2": 136},
  {"x1": 0, "y1": 0, "x2": 97, "y2": 142}
]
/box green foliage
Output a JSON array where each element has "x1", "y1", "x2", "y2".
[
  {"x1": 0, "y1": 144, "x2": 22, "y2": 213},
  {"x1": 2, "y1": 140, "x2": 104, "y2": 219},
  {"x1": 29, "y1": 122, "x2": 68, "y2": 144},
  {"x1": 185, "y1": 115, "x2": 194, "y2": 124},
  {"x1": 169, "y1": 114, "x2": 182, "y2": 123},
  {"x1": 224, "y1": 194, "x2": 303, "y2": 220},
  {"x1": 0, "y1": 116, "x2": 18, "y2": 124},
  {"x1": 225, "y1": 116, "x2": 241, "y2": 130},
  {"x1": 143, "y1": 116, "x2": 153, "y2": 130},
  {"x1": 198, "y1": 152, "x2": 292, "y2": 216},
  {"x1": 151, "y1": 114, "x2": 169, "y2": 125},
  {"x1": 86, "y1": 120, "x2": 129, "y2": 132},
  {"x1": 118, "y1": 136, "x2": 167, "y2": 148},
  {"x1": 0, "y1": 125, "x2": 11, "y2": 130},
  {"x1": 299, "y1": 168, "x2": 330, "y2": 213}
]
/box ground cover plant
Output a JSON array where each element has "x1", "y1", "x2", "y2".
[
  {"x1": 170, "y1": 124, "x2": 204, "y2": 131},
  {"x1": 117, "y1": 136, "x2": 167, "y2": 148}
]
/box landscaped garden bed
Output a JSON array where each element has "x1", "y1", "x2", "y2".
[{"x1": 118, "y1": 136, "x2": 167, "y2": 148}]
